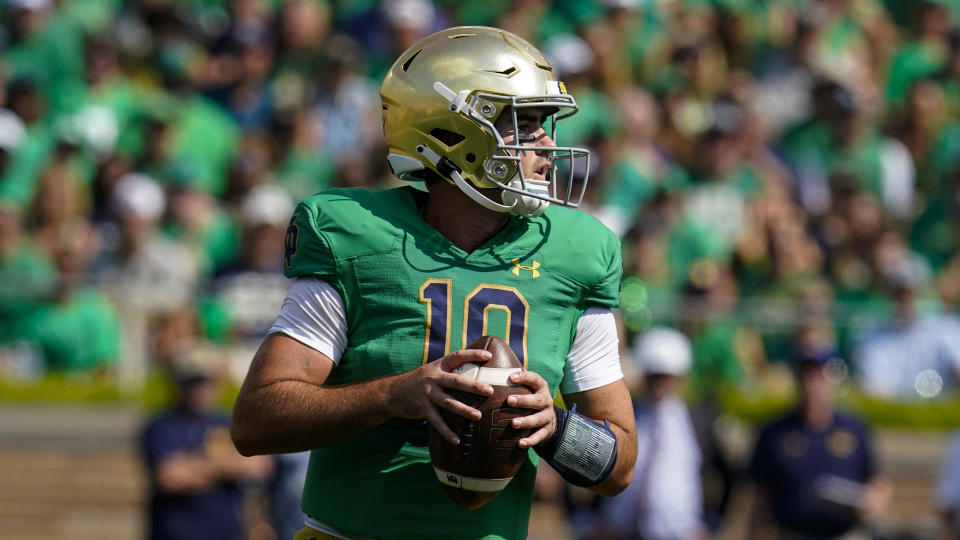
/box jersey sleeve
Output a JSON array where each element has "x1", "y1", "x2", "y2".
[
  {"x1": 283, "y1": 200, "x2": 338, "y2": 281},
  {"x1": 586, "y1": 237, "x2": 622, "y2": 308}
]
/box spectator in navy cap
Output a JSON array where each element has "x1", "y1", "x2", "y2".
[
  {"x1": 746, "y1": 329, "x2": 892, "y2": 540},
  {"x1": 141, "y1": 345, "x2": 274, "y2": 540}
]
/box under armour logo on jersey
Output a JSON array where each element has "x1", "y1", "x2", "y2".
[{"x1": 511, "y1": 258, "x2": 540, "y2": 278}]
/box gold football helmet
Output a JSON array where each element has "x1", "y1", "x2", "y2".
[{"x1": 380, "y1": 26, "x2": 590, "y2": 217}]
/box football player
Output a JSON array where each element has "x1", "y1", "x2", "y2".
[{"x1": 231, "y1": 26, "x2": 637, "y2": 540}]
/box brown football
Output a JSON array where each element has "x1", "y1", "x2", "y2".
[{"x1": 428, "y1": 335, "x2": 535, "y2": 510}]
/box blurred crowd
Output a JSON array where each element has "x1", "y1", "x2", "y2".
[
  {"x1": 1, "y1": 0, "x2": 959, "y2": 403},
  {"x1": 0, "y1": 0, "x2": 958, "y2": 538}
]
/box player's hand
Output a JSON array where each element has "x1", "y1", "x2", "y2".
[
  {"x1": 391, "y1": 348, "x2": 495, "y2": 445},
  {"x1": 506, "y1": 370, "x2": 557, "y2": 448}
]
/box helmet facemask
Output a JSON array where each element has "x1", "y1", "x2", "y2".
[{"x1": 432, "y1": 81, "x2": 591, "y2": 217}]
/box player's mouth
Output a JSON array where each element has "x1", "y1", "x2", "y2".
[{"x1": 531, "y1": 162, "x2": 551, "y2": 181}]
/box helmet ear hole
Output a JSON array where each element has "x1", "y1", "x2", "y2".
[
  {"x1": 429, "y1": 128, "x2": 466, "y2": 147},
  {"x1": 465, "y1": 153, "x2": 476, "y2": 163}
]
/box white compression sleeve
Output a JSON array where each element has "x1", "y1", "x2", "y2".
[
  {"x1": 269, "y1": 278, "x2": 348, "y2": 364},
  {"x1": 559, "y1": 307, "x2": 623, "y2": 394}
]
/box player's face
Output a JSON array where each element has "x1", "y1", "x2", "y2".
[{"x1": 495, "y1": 108, "x2": 555, "y2": 182}]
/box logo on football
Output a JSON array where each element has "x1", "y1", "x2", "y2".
[{"x1": 428, "y1": 335, "x2": 535, "y2": 510}]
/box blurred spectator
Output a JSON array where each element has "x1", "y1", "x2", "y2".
[
  {"x1": 227, "y1": 42, "x2": 277, "y2": 132},
  {"x1": 935, "y1": 430, "x2": 960, "y2": 540},
  {"x1": 682, "y1": 98, "x2": 762, "y2": 257},
  {"x1": 93, "y1": 173, "x2": 202, "y2": 384},
  {"x1": 309, "y1": 33, "x2": 380, "y2": 163},
  {"x1": 163, "y1": 165, "x2": 240, "y2": 276},
  {"x1": 268, "y1": 450, "x2": 311, "y2": 540},
  {"x1": 0, "y1": 106, "x2": 28, "y2": 177},
  {"x1": 273, "y1": 103, "x2": 337, "y2": 203},
  {"x1": 224, "y1": 130, "x2": 277, "y2": 208},
  {"x1": 201, "y1": 184, "x2": 292, "y2": 380},
  {"x1": 885, "y1": 0, "x2": 955, "y2": 111},
  {"x1": 28, "y1": 154, "x2": 89, "y2": 256},
  {"x1": 592, "y1": 326, "x2": 707, "y2": 540},
  {"x1": 540, "y1": 32, "x2": 616, "y2": 149},
  {"x1": 0, "y1": 75, "x2": 56, "y2": 207},
  {"x1": 681, "y1": 259, "x2": 768, "y2": 396},
  {"x1": 799, "y1": 0, "x2": 895, "y2": 109},
  {"x1": 595, "y1": 88, "x2": 688, "y2": 237},
  {"x1": 887, "y1": 77, "x2": 951, "y2": 196},
  {"x1": 747, "y1": 333, "x2": 892, "y2": 540},
  {"x1": 911, "y1": 152, "x2": 960, "y2": 292},
  {"x1": 3, "y1": 0, "x2": 86, "y2": 116},
  {"x1": 213, "y1": 14, "x2": 277, "y2": 132},
  {"x1": 780, "y1": 79, "x2": 915, "y2": 219},
  {"x1": 271, "y1": 0, "x2": 333, "y2": 119},
  {"x1": 366, "y1": 0, "x2": 439, "y2": 80},
  {"x1": 27, "y1": 217, "x2": 121, "y2": 373},
  {"x1": 0, "y1": 200, "x2": 54, "y2": 351},
  {"x1": 141, "y1": 345, "x2": 273, "y2": 540},
  {"x1": 853, "y1": 254, "x2": 960, "y2": 399}
]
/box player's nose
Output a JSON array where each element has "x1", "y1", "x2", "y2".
[{"x1": 533, "y1": 130, "x2": 555, "y2": 156}]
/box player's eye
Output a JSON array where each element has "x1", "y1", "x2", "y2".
[{"x1": 515, "y1": 121, "x2": 541, "y2": 143}]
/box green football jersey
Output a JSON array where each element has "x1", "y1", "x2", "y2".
[{"x1": 283, "y1": 186, "x2": 621, "y2": 540}]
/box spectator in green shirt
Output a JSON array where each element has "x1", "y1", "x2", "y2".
[
  {"x1": 596, "y1": 87, "x2": 689, "y2": 238},
  {"x1": 0, "y1": 200, "x2": 56, "y2": 345},
  {"x1": 780, "y1": 80, "x2": 915, "y2": 219},
  {"x1": 29, "y1": 219, "x2": 121, "y2": 373},
  {"x1": 885, "y1": 0, "x2": 954, "y2": 111}
]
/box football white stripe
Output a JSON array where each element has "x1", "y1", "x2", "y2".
[
  {"x1": 432, "y1": 466, "x2": 513, "y2": 492},
  {"x1": 452, "y1": 364, "x2": 522, "y2": 386},
  {"x1": 474, "y1": 367, "x2": 522, "y2": 385}
]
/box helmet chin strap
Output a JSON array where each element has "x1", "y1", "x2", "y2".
[
  {"x1": 415, "y1": 143, "x2": 549, "y2": 218},
  {"x1": 501, "y1": 175, "x2": 550, "y2": 217},
  {"x1": 449, "y1": 169, "x2": 514, "y2": 213},
  {"x1": 415, "y1": 143, "x2": 510, "y2": 212}
]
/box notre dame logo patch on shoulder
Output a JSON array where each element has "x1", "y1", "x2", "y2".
[{"x1": 284, "y1": 213, "x2": 299, "y2": 269}]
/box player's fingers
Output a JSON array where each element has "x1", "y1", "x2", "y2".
[
  {"x1": 423, "y1": 407, "x2": 461, "y2": 446},
  {"x1": 504, "y1": 377, "x2": 552, "y2": 409},
  {"x1": 440, "y1": 371, "x2": 495, "y2": 396},
  {"x1": 510, "y1": 407, "x2": 553, "y2": 431},
  {"x1": 518, "y1": 424, "x2": 555, "y2": 448},
  {"x1": 504, "y1": 391, "x2": 551, "y2": 410},
  {"x1": 440, "y1": 348, "x2": 492, "y2": 371},
  {"x1": 509, "y1": 370, "x2": 547, "y2": 391},
  {"x1": 431, "y1": 389, "x2": 483, "y2": 421}
]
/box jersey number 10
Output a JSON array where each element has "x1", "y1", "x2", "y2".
[{"x1": 419, "y1": 279, "x2": 529, "y2": 367}]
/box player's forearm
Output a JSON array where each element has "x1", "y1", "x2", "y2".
[
  {"x1": 555, "y1": 380, "x2": 637, "y2": 496},
  {"x1": 231, "y1": 373, "x2": 407, "y2": 455},
  {"x1": 590, "y1": 421, "x2": 637, "y2": 496}
]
